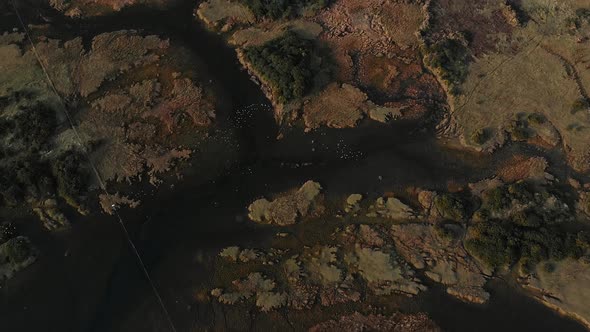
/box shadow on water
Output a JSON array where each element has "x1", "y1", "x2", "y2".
[
  {"x1": 415, "y1": 278, "x2": 587, "y2": 332},
  {"x1": 1, "y1": 1, "x2": 588, "y2": 331}
]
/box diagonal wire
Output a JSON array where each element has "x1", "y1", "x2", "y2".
[{"x1": 9, "y1": 2, "x2": 178, "y2": 331}]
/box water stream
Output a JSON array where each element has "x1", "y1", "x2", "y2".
[{"x1": 0, "y1": 1, "x2": 587, "y2": 331}]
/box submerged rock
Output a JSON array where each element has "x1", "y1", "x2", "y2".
[
  {"x1": 344, "y1": 194, "x2": 363, "y2": 214},
  {"x1": 368, "y1": 106, "x2": 402, "y2": 123},
  {"x1": 0, "y1": 236, "x2": 37, "y2": 286},
  {"x1": 218, "y1": 246, "x2": 241, "y2": 262},
  {"x1": 211, "y1": 272, "x2": 287, "y2": 311}
]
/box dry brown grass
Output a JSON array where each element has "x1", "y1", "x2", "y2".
[
  {"x1": 302, "y1": 83, "x2": 368, "y2": 130},
  {"x1": 196, "y1": 0, "x2": 255, "y2": 31},
  {"x1": 427, "y1": 0, "x2": 516, "y2": 56},
  {"x1": 1, "y1": 29, "x2": 217, "y2": 224},
  {"x1": 425, "y1": 0, "x2": 590, "y2": 172},
  {"x1": 525, "y1": 258, "x2": 590, "y2": 330},
  {"x1": 197, "y1": 0, "x2": 443, "y2": 128},
  {"x1": 496, "y1": 156, "x2": 548, "y2": 183}
]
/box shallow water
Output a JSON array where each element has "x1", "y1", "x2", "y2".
[{"x1": 1, "y1": 1, "x2": 588, "y2": 331}]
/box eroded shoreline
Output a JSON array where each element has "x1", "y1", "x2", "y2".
[{"x1": 0, "y1": 1, "x2": 589, "y2": 331}]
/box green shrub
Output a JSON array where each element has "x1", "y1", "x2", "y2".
[
  {"x1": 471, "y1": 128, "x2": 490, "y2": 145},
  {"x1": 52, "y1": 150, "x2": 89, "y2": 206},
  {"x1": 13, "y1": 103, "x2": 57, "y2": 151},
  {"x1": 527, "y1": 113, "x2": 546, "y2": 125},
  {"x1": 472, "y1": 208, "x2": 489, "y2": 221},
  {"x1": 512, "y1": 210, "x2": 541, "y2": 228},
  {"x1": 577, "y1": 231, "x2": 590, "y2": 250},
  {"x1": 465, "y1": 219, "x2": 589, "y2": 269},
  {"x1": 543, "y1": 262, "x2": 555, "y2": 273},
  {"x1": 434, "y1": 193, "x2": 465, "y2": 221},
  {"x1": 484, "y1": 186, "x2": 510, "y2": 211},
  {"x1": 511, "y1": 126, "x2": 532, "y2": 141},
  {"x1": 434, "y1": 223, "x2": 461, "y2": 244},
  {"x1": 507, "y1": 181, "x2": 533, "y2": 202},
  {"x1": 465, "y1": 220, "x2": 518, "y2": 268},
  {"x1": 424, "y1": 38, "x2": 470, "y2": 94},
  {"x1": 244, "y1": 31, "x2": 317, "y2": 103},
  {"x1": 243, "y1": 0, "x2": 328, "y2": 20},
  {"x1": 0, "y1": 96, "x2": 91, "y2": 213},
  {"x1": 571, "y1": 98, "x2": 589, "y2": 114},
  {"x1": 4, "y1": 237, "x2": 32, "y2": 265},
  {"x1": 575, "y1": 8, "x2": 590, "y2": 25},
  {"x1": 0, "y1": 154, "x2": 55, "y2": 204}
]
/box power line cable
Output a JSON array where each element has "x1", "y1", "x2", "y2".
[{"x1": 8, "y1": 2, "x2": 178, "y2": 331}]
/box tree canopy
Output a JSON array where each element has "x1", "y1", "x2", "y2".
[{"x1": 244, "y1": 31, "x2": 317, "y2": 103}]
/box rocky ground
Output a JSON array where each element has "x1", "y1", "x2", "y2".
[
  {"x1": 0, "y1": 24, "x2": 233, "y2": 284},
  {"x1": 196, "y1": 0, "x2": 444, "y2": 129},
  {"x1": 2, "y1": 0, "x2": 590, "y2": 331},
  {"x1": 192, "y1": 1, "x2": 590, "y2": 328},
  {"x1": 202, "y1": 156, "x2": 590, "y2": 329},
  {"x1": 197, "y1": 0, "x2": 590, "y2": 172}
]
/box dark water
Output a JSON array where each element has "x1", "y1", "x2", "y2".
[{"x1": 1, "y1": 1, "x2": 588, "y2": 331}]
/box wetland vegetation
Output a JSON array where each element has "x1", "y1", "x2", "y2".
[{"x1": 2, "y1": 0, "x2": 590, "y2": 331}]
